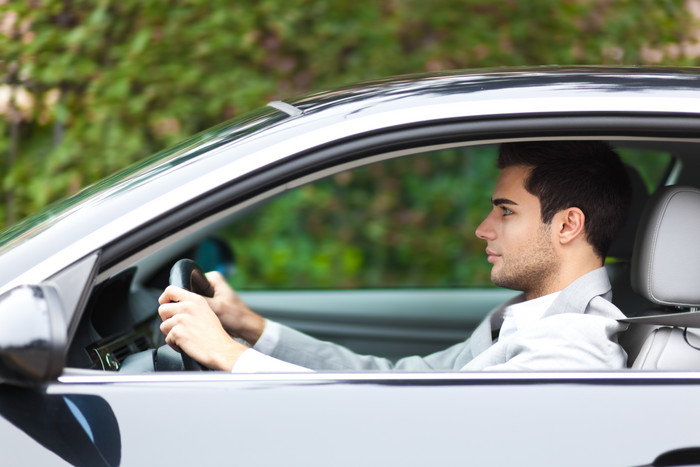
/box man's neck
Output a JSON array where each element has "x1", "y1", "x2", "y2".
[{"x1": 523, "y1": 261, "x2": 603, "y2": 301}]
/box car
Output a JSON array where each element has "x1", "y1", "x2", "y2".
[{"x1": 1, "y1": 66, "x2": 700, "y2": 466}]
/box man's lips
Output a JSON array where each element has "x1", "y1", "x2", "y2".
[{"x1": 485, "y1": 249, "x2": 501, "y2": 264}]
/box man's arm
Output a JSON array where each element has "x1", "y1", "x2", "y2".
[
  {"x1": 266, "y1": 320, "x2": 478, "y2": 371},
  {"x1": 159, "y1": 272, "x2": 491, "y2": 372},
  {"x1": 158, "y1": 273, "x2": 315, "y2": 372}
]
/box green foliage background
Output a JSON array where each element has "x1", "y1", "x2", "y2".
[
  {"x1": 1, "y1": 0, "x2": 698, "y2": 288},
  {"x1": 223, "y1": 146, "x2": 503, "y2": 289}
]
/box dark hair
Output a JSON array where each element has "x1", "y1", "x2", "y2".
[{"x1": 498, "y1": 141, "x2": 632, "y2": 258}]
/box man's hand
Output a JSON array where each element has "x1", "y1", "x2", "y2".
[
  {"x1": 158, "y1": 286, "x2": 247, "y2": 371},
  {"x1": 203, "y1": 272, "x2": 266, "y2": 345}
]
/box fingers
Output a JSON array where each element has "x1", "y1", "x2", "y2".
[
  {"x1": 158, "y1": 304, "x2": 180, "y2": 332},
  {"x1": 205, "y1": 270, "x2": 226, "y2": 285},
  {"x1": 157, "y1": 284, "x2": 223, "y2": 344},
  {"x1": 158, "y1": 299, "x2": 204, "y2": 357},
  {"x1": 205, "y1": 271, "x2": 232, "y2": 298},
  {"x1": 162, "y1": 318, "x2": 184, "y2": 352},
  {"x1": 158, "y1": 303, "x2": 187, "y2": 344},
  {"x1": 158, "y1": 290, "x2": 209, "y2": 322},
  {"x1": 157, "y1": 288, "x2": 205, "y2": 346},
  {"x1": 157, "y1": 291, "x2": 246, "y2": 370},
  {"x1": 158, "y1": 285, "x2": 192, "y2": 305}
]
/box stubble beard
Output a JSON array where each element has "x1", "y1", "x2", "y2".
[{"x1": 490, "y1": 224, "x2": 559, "y2": 298}]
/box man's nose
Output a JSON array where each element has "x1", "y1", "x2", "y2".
[{"x1": 475, "y1": 213, "x2": 495, "y2": 240}]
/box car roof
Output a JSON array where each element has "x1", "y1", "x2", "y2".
[{"x1": 289, "y1": 66, "x2": 700, "y2": 115}]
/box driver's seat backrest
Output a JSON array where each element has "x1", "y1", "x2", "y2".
[
  {"x1": 607, "y1": 166, "x2": 654, "y2": 364},
  {"x1": 632, "y1": 327, "x2": 700, "y2": 370},
  {"x1": 627, "y1": 185, "x2": 700, "y2": 369}
]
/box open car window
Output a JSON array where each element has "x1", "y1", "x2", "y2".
[
  {"x1": 220, "y1": 145, "x2": 500, "y2": 291},
  {"x1": 72, "y1": 140, "x2": 678, "y2": 370},
  {"x1": 208, "y1": 143, "x2": 676, "y2": 293}
]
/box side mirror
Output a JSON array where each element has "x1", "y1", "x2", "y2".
[{"x1": 0, "y1": 285, "x2": 66, "y2": 386}]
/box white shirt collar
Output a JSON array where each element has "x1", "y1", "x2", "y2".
[{"x1": 498, "y1": 291, "x2": 561, "y2": 341}]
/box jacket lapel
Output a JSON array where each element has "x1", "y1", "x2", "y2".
[{"x1": 545, "y1": 267, "x2": 612, "y2": 318}]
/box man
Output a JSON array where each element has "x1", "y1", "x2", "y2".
[{"x1": 158, "y1": 140, "x2": 632, "y2": 372}]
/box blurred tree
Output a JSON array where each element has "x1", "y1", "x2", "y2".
[
  {"x1": 223, "y1": 146, "x2": 502, "y2": 289},
  {"x1": 0, "y1": 0, "x2": 697, "y2": 288},
  {"x1": 0, "y1": 0, "x2": 697, "y2": 226}
]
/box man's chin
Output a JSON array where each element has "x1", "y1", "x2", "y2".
[
  {"x1": 490, "y1": 267, "x2": 503, "y2": 287},
  {"x1": 491, "y1": 273, "x2": 524, "y2": 292}
]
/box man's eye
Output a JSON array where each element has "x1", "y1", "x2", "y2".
[{"x1": 502, "y1": 207, "x2": 513, "y2": 216}]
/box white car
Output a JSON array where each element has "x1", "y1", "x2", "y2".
[{"x1": 1, "y1": 67, "x2": 699, "y2": 467}]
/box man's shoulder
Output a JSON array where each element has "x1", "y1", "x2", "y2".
[
  {"x1": 546, "y1": 267, "x2": 615, "y2": 317},
  {"x1": 586, "y1": 294, "x2": 627, "y2": 321},
  {"x1": 565, "y1": 267, "x2": 613, "y2": 296}
]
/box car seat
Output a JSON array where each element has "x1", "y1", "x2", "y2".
[
  {"x1": 606, "y1": 165, "x2": 654, "y2": 364},
  {"x1": 619, "y1": 185, "x2": 700, "y2": 369}
]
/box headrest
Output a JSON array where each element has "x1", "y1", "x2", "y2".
[
  {"x1": 607, "y1": 165, "x2": 650, "y2": 259},
  {"x1": 631, "y1": 185, "x2": 700, "y2": 307}
]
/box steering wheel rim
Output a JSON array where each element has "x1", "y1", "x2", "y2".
[{"x1": 168, "y1": 258, "x2": 214, "y2": 371}]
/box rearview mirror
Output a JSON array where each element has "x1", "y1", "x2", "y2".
[{"x1": 0, "y1": 285, "x2": 66, "y2": 386}]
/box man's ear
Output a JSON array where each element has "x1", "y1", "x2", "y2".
[{"x1": 555, "y1": 207, "x2": 586, "y2": 245}]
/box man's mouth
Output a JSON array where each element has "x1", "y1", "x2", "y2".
[{"x1": 485, "y1": 248, "x2": 501, "y2": 264}]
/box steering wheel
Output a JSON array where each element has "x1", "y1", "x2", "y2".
[{"x1": 168, "y1": 258, "x2": 214, "y2": 371}]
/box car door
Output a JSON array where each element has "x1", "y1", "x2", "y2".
[{"x1": 3, "y1": 372, "x2": 700, "y2": 466}]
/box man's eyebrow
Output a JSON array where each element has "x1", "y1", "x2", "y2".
[{"x1": 492, "y1": 198, "x2": 518, "y2": 206}]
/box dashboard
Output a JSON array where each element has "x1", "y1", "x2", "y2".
[{"x1": 68, "y1": 267, "x2": 164, "y2": 371}]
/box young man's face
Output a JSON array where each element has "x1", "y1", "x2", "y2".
[{"x1": 475, "y1": 165, "x2": 559, "y2": 298}]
